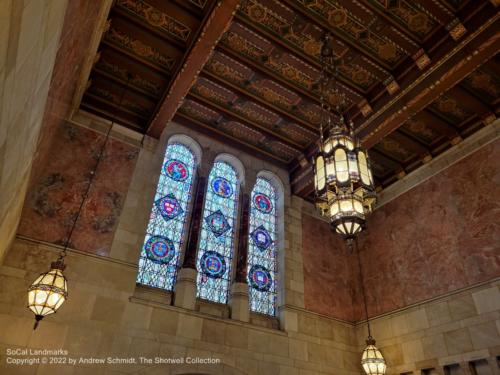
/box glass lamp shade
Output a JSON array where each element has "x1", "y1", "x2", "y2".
[
  {"x1": 28, "y1": 260, "x2": 68, "y2": 329},
  {"x1": 361, "y1": 338, "x2": 387, "y2": 375},
  {"x1": 329, "y1": 193, "x2": 366, "y2": 238}
]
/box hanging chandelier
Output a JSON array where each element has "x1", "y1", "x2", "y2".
[
  {"x1": 27, "y1": 74, "x2": 133, "y2": 330},
  {"x1": 313, "y1": 34, "x2": 376, "y2": 243}
]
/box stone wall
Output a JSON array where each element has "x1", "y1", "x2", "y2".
[
  {"x1": 0, "y1": 0, "x2": 68, "y2": 262},
  {"x1": 0, "y1": 238, "x2": 360, "y2": 375},
  {"x1": 355, "y1": 280, "x2": 500, "y2": 375},
  {"x1": 2, "y1": 115, "x2": 499, "y2": 374}
]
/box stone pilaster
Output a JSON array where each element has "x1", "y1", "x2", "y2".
[
  {"x1": 231, "y1": 193, "x2": 250, "y2": 322},
  {"x1": 174, "y1": 176, "x2": 207, "y2": 309}
]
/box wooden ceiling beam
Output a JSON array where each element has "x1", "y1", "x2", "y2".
[
  {"x1": 416, "y1": 110, "x2": 460, "y2": 140},
  {"x1": 92, "y1": 68, "x2": 159, "y2": 100},
  {"x1": 112, "y1": 8, "x2": 187, "y2": 50},
  {"x1": 280, "y1": 0, "x2": 395, "y2": 71},
  {"x1": 448, "y1": 85, "x2": 494, "y2": 115},
  {"x1": 101, "y1": 40, "x2": 172, "y2": 75},
  {"x1": 337, "y1": 0, "x2": 421, "y2": 49},
  {"x1": 186, "y1": 92, "x2": 303, "y2": 151},
  {"x1": 80, "y1": 102, "x2": 145, "y2": 132},
  {"x1": 233, "y1": 15, "x2": 368, "y2": 97},
  {"x1": 356, "y1": 14, "x2": 500, "y2": 148},
  {"x1": 83, "y1": 92, "x2": 150, "y2": 120},
  {"x1": 217, "y1": 45, "x2": 331, "y2": 112},
  {"x1": 173, "y1": 112, "x2": 289, "y2": 167},
  {"x1": 146, "y1": 0, "x2": 240, "y2": 138},
  {"x1": 199, "y1": 70, "x2": 318, "y2": 133},
  {"x1": 390, "y1": 130, "x2": 431, "y2": 157}
]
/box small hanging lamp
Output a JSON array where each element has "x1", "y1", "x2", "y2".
[
  {"x1": 28, "y1": 259, "x2": 68, "y2": 329},
  {"x1": 27, "y1": 73, "x2": 133, "y2": 330},
  {"x1": 356, "y1": 240, "x2": 387, "y2": 375}
]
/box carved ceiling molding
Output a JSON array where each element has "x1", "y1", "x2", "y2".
[{"x1": 147, "y1": 0, "x2": 241, "y2": 138}]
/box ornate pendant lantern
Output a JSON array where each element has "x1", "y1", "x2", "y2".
[
  {"x1": 28, "y1": 260, "x2": 68, "y2": 329},
  {"x1": 313, "y1": 34, "x2": 376, "y2": 242},
  {"x1": 361, "y1": 337, "x2": 387, "y2": 375}
]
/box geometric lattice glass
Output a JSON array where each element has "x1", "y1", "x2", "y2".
[
  {"x1": 136, "y1": 143, "x2": 195, "y2": 290},
  {"x1": 196, "y1": 162, "x2": 239, "y2": 304},
  {"x1": 248, "y1": 177, "x2": 277, "y2": 316}
]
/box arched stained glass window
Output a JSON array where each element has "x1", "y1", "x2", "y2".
[
  {"x1": 137, "y1": 143, "x2": 195, "y2": 290},
  {"x1": 196, "y1": 162, "x2": 239, "y2": 304},
  {"x1": 248, "y1": 177, "x2": 277, "y2": 316}
]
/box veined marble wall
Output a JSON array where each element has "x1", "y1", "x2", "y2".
[
  {"x1": 302, "y1": 138, "x2": 500, "y2": 322},
  {"x1": 17, "y1": 122, "x2": 139, "y2": 256}
]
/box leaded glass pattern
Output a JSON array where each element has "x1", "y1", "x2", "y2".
[
  {"x1": 136, "y1": 143, "x2": 195, "y2": 290},
  {"x1": 248, "y1": 178, "x2": 277, "y2": 315},
  {"x1": 196, "y1": 162, "x2": 239, "y2": 303}
]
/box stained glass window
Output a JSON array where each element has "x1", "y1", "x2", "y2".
[
  {"x1": 196, "y1": 162, "x2": 239, "y2": 303},
  {"x1": 137, "y1": 143, "x2": 195, "y2": 290},
  {"x1": 248, "y1": 177, "x2": 277, "y2": 315}
]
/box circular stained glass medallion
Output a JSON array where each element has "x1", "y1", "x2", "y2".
[
  {"x1": 156, "y1": 194, "x2": 183, "y2": 221},
  {"x1": 253, "y1": 193, "x2": 273, "y2": 214},
  {"x1": 248, "y1": 265, "x2": 273, "y2": 292},
  {"x1": 165, "y1": 159, "x2": 189, "y2": 181},
  {"x1": 200, "y1": 251, "x2": 226, "y2": 279},
  {"x1": 251, "y1": 225, "x2": 273, "y2": 251},
  {"x1": 211, "y1": 177, "x2": 233, "y2": 198},
  {"x1": 145, "y1": 236, "x2": 175, "y2": 264}
]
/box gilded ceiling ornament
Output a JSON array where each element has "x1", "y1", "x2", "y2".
[
  {"x1": 247, "y1": 2, "x2": 267, "y2": 22},
  {"x1": 406, "y1": 119, "x2": 435, "y2": 140},
  {"x1": 205, "y1": 59, "x2": 246, "y2": 85},
  {"x1": 408, "y1": 13, "x2": 429, "y2": 33},
  {"x1": 224, "y1": 32, "x2": 263, "y2": 59},
  {"x1": 268, "y1": 57, "x2": 313, "y2": 89},
  {"x1": 117, "y1": 0, "x2": 190, "y2": 42},
  {"x1": 469, "y1": 72, "x2": 499, "y2": 96},
  {"x1": 192, "y1": 84, "x2": 228, "y2": 106},
  {"x1": 434, "y1": 96, "x2": 469, "y2": 121},
  {"x1": 378, "y1": 43, "x2": 397, "y2": 60},
  {"x1": 437, "y1": 98, "x2": 456, "y2": 113},
  {"x1": 106, "y1": 28, "x2": 175, "y2": 70},
  {"x1": 256, "y1": 86, "x2": 293, "y2": 110},
  {"x1": 303, "y1": 38, "x2": 322, "y2": 57},
  {"x1": 380, "y1": 138, "x2": 409, "y2": 158},
  {"x1": 145, "y1": 8, "x2": 164, "y2": 26},
  {"x1": 91, "y1": 87, "x2": 148, "y2": 116},
  {"x1": 328, "y1": 9, "x2": 348, "y2": 27},
  {"x1": 98, "y1": 60, "x2": 162, "y2": 96}
]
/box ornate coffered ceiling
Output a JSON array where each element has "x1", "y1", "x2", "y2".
[{"x1": 78, "y1": 0, "x2": 500, "y2": 199}]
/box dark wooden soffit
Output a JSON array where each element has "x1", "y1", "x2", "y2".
[
  {"x1": 357, "y1": 14, "x2": 500, "y2": 148},
  {"x1": 147, "y1": 0, "x2": 240, "y2": 138},
  {"x1": 173, "y1": 112, "x2": 289, "y2": 169}
]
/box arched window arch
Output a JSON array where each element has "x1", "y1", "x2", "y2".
[
  {"x1": 196, "y1": 159, "x2": 241, "y2": 304},
  {"x1": 136, "y1": 140, "x2": 199, "y2": 290},
  {"x1": 247, "y1": 173, "x2": 282, "y2": 316}
]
